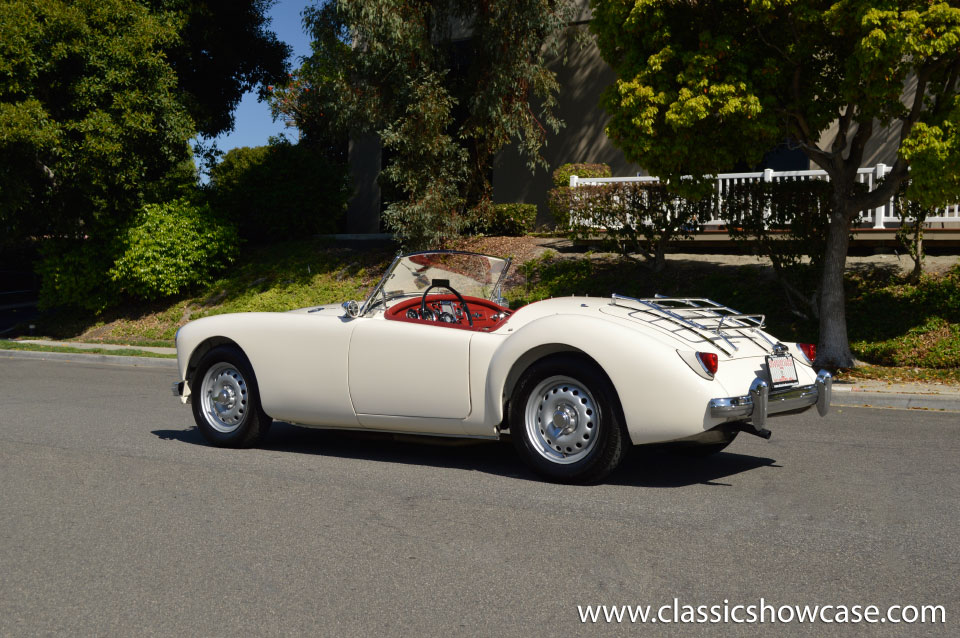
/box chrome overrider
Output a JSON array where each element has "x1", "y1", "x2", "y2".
[{"x1": 708, "y1": 370, "x2": 832, "y2": 437}]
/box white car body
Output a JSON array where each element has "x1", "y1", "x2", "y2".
[{"x1": 173, "y1": 251, "x2": 832, "y2": 482}]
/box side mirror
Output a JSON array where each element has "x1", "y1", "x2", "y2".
[{"x1": 341, "y1": 300, "x2": 359, "y2": 318}]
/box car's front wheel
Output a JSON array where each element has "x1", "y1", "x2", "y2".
[
  {"x1": 510, "y1": 354, "x2": 628, "y2": 483},
  {"x1": 191, "y1": 345, "x2": 270, "y2": 447}
]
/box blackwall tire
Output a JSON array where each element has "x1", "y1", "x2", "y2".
[
  {"x1": 191, "y1": 345, "x2": 271, "y2": 448},
  {"x1": 510, "y1": 354, "x2": 628, "y2": 484}
]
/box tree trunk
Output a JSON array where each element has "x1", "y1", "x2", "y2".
[
  {"x1": 911, "y1": 225, "x2": 923, "y2": 280},
  {"x1": 816, "y1": 193, "x2": 856, "y2": 368},
  {"x1": 652, "y1": 236, "x2": 668, "y2": 272}
]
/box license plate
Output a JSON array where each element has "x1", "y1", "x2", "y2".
[{"x1": 766, "y1": 354, "x2": 798, "y2": 388}]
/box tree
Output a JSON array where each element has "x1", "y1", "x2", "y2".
[
  {"x1": 0, "y1": 0, "x2": 195, "y2": 247},
  {"x1": 590, "y1": 0, "x2": 960, "y2": 367},
  {"x1": 143, "y1": 0, "x2": 291, "y2": 138},
  {"x1": 274, "y1": 0, "x2": 572, "y2": 248},
  {"x1": 209, "y1": 140, "x2": 351, "y2": 242}
]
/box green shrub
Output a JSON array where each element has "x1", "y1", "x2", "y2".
[
  {"x1": 853, "y1": 317, "x2": 960, "y2": 369},
  {"x1": 473, "y1": 203, "x2": 537, "y2": 236},
  {"x1": 547, "y1": 164, "x2": 611, "y2": 228},
  {"x1": 109, "y1": 199, "x2": 239, "y2": 300},
  {"x1": 210, "y1": 141, "x2": 351, "y2": 243},
  {"x1": 551, "y1": 163, "x2": 611, "y2": 187},
  {"x1": 37, "y1": 239, "x2": 118, "y2": 312},
  {"x1": 547, "y1": 186, "x2": 574, "y2": 228},
  {"x1": 565, "y1": 181, "x2": 708, "y2": 271}
]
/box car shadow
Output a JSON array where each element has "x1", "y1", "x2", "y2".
[
  {"x1": 610, "y1": 447, "x2": 779, "y2": 487},
  {"x1": 151, "y1": 422, "x2": 778, "y2": 488}
]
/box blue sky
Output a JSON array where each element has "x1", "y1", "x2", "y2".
[{"x1": 210, "y1": 1, "x2": 314, "y2": 152}]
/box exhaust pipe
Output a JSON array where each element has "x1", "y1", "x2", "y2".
[{"x1": 737, "y1": 422, "x2": 772, "y2": 439}]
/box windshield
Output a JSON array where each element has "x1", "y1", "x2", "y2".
[{"x1": 361, "y1": 251, "x2": 511, "y2": 315}]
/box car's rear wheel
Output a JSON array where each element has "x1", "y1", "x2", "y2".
[
  {"x1": 510, "y1": 354, "x2": 628, "y2": 484},
  {"x1": 191, "y1": 345, "x2": 270, "y2": 447}
]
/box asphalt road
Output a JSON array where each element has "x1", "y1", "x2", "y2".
[{"x1": 1, "y1": 358, "x2": 957, "y2": 637}]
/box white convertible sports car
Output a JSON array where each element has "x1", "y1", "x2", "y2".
[{"x1": 172, "y1": 250, "x2": 832, "y2": 483}]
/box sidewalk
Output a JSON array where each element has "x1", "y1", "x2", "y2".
[
  {"x1": 832, "y1": 379, "x2": 960, "y2": 412},
  {"x1": 15, "y1": 339, "x2": 177, "y2": 355},
  {"x1": 1, "y1": 339, "x2": 177, "y2": 369},
  {"x1": 2, "y1": 339, "x2": 959, "y2": 412}
]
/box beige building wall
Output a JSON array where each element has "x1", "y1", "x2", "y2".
[
  {"x1": 813, "y1": 75, "x2": 915, "y2": 170},
  {"x1": 492, "y1": 22, "x2": 641, "y2": 226}
]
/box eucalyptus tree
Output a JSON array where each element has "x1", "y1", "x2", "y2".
[{"x1": 274, "y1": 0, "x2": 573, "y2": 248}]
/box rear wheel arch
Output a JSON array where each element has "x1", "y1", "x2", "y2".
[{"x1": 501, "y1": 346, "x2": 624, "y2": 431}]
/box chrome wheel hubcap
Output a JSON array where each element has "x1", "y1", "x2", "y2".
[
  {"x1": 200, "y1": 363, "x2": 248, "y2": 433},
  {"x1": 524, "y1": 375, "x2": 599, "y2": 464}
]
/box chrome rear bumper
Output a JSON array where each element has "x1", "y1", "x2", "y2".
[{"x1": 709, "y1": 370, "x2": 832, "y2": 430}]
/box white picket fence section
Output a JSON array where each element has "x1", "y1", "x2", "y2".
[{"x1": 569, "y1": 164, "x2": 960, "y2": 229}]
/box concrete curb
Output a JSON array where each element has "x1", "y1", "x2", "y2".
[{"x1": 0, "y1": 348, "x2": 177, "y2": 369}]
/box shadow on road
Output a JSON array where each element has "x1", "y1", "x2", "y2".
[
  {"x1": 611, "y1": 447, "x2": 778, "y2": 487},
  {"x1": 151, "y1": 421, "x2": 778, "y2": 488},
  {"x1": 153, "y1": 425, "x2": 206, "y2": 445}
]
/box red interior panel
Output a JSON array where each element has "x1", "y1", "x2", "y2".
[{"x1": 385, "y1": 295, "x2": 511, "y2": 332}]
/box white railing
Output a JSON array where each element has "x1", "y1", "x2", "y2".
[{"x1": 570, "y1": 164, "x2": 960, "y2": 229}]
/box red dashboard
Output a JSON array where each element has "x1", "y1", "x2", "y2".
[{"x1": 385, "y1": 294, "x2": 512, "y2": 332}]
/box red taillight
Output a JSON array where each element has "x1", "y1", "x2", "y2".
[
  {"x1": 696, "y1": 352, "x2": 719, "y2": 376},
  {"x1": 798, "y1": 343, "x2": 816, "y2": 364}
]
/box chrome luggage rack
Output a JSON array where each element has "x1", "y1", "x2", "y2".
[{"x1": 610, "y1": 294, "x2": 776, "y2": 355}]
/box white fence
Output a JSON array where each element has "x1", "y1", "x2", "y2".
[{"x1": 570, "y1": 164, "x2": 960, "y2": 229}]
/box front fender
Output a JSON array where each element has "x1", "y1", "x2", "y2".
[
  {"x1": 485, "y1": 314, "x2": 735, "y2": 445},
  {"x1": 176, "y1": 312, "x2": 360, "y2": 427}
]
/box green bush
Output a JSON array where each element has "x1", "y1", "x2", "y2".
[
  {"x1": 37, "y1": 239, "x2": 118, "y2": 312},
  {"x1": 564, "y1": 181, "x2": 708, "y2": 271},
  {"x1": 552, "y1": 163, "x2": 611, "y2": 187},
  {"x1": 547, "y1": 164, "x2": 612, "y2": 228},
  {"x1": 109, "y1": 199, "x2": 239, "y2": 300},
  {"x1": 210, "y1": 141, "x2": 351, "y2": 243},
  {"x1": 853, "y1": 317, "x2": 960, "y2": 368},
  {"x1": 547, "y1": 186, "x2": 574, "y2": 228},
  {"x1": 474, "y1": 203, "x2": 537, "y2": 236}
]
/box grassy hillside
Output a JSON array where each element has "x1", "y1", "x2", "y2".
[
  {"x1": 31, "y1": 239, "x2": 394, "y2": 346},
  {"x1": 18, "y1": 237, "x2": 960, "y2": 380}
]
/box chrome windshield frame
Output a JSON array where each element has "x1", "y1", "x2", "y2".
[{"x1": 358, "y1": 250, "x2": 512, "y2": 317}]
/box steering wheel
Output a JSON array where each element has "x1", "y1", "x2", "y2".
[{"x1": 419, "y1": 279, "x2": 473, "y2": 327}]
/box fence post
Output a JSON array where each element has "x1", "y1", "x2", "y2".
[
  {"x1": 762, "y1": 169, "x2": 774, "y2": 223},
  {"x1": 569, "y1": 175, "x2": 579, "y2": 188},
  {"x1": 874, "y1": 164, "x2": 887, "y2": 228}
]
